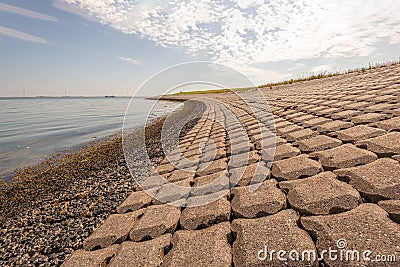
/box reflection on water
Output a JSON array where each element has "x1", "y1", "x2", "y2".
[{"x1": 0, "y1": 97, "x2": 181, "y2": 180}]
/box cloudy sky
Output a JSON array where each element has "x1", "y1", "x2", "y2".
[{"x1": 0, "y1": 0, "x2": 399, "y2": 97}]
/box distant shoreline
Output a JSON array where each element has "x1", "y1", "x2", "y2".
[{"x1": 0, "y1": 96, "x2": 133, "y2": 99}]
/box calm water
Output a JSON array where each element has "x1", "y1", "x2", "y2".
[{"x1": 0, "y1": 97, "x2": 181, "y2": 180}]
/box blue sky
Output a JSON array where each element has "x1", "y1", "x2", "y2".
[{"x1": 0, "y1": 0, "x2": 399, "y2": 97}]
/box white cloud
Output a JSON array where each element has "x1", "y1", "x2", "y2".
[
  {"x1": 59, "y1": 0, "x2": 400, "y2": 81},
  {"x1": 0, "y1": 26, "x2": 47, "y2": 43},
  {"x1": 0, "y1": 2, "x2": 58, "y2": 21},
  {"x1": 52, "y1": 0, "x2": 96, "y2": 22},
  {"x1": 311, "y1": 64, "x2": 332, "y2": 73},
  {"x1": 117, "y1": 56, "x2": 141, "y2": 65}
]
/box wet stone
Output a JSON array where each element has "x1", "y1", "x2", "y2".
[
  {"x1": 301, "y1": 204, "x2": 400, "y2": 267},
  {"x1": 280, "y1": 172, "x2": 361, "y2": 215},
  {"x1": 129, "y1": 204, "x2": 180, "y2": 242},
  {"x1": 180, "y1": 196, "x2": 231, "y2": 230},
  {"x1": 311, "y1": 144, "x2": 378, "y2": 170},
  {"x1": 83, "y1": 210, "x2": 145, "y2": 251},
  {"x1": 296, "y1": 135, "x2": 342, "y2": 152},
  {"x1": 163, "y1": 222, "x2": 232, "y2": 267},
  {"x1": 333, "y1": 125, "x2": 385, "y2": 142},
  {"x1": 378, "y1": 200, "x2": 400, "y2": 223},
  {"x1": 116, "y1": 191, "x2": 153, "y2": 214},
  {"x1": 272, "y1": 155, "x2": 323, "y2": 180},
  {"x1": 231, "y1": 179, "x2": 286, "y2": 219},
  {"x1": 232, "y1": 209, "x2": 318, "y2": 267},
  {"x1": 62, "y1": 245, "x2": 119, "y2": 267},
  {"x1": 334, "y1": 158, "x2": 400, "y2": 202},
  {"x1": 108, "y1": 234, "x2": 172, "y2": 267},
  {"x1": 357, "y1": 132, "x2": 400, "y2": 156}
]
